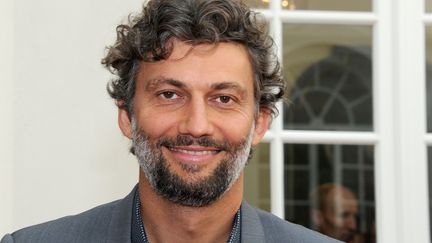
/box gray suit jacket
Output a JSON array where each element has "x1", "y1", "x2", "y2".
[{"x1": 1, "y1": 187, "x2": 341, "y2": 243}]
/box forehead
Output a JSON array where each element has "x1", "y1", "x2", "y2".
[
  {"x1": 327, "y1": 190, "x2": 358, "y2": 211},
  {"x1": 137, "y1": 40, "x2": 255, "y2": 91}
]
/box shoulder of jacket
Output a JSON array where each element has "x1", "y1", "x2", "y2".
[
  {"x1": 253, "y1": 207, "x2": 343, "y2": 243},
  {"x1": 10, "y1": 199, "x2": 122, "y2": 243}
]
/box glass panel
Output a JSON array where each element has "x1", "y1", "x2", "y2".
[
  {"x1": 427, "y1": 0, "x2": 432, "y2": 13},
  {"x1": 281, "y1": 0, "x2": 371, "y2": 11},
  {"x1": 244, "y1": 143, "x2": 271, "y2": 212},
  {"x1": 427, "y1": 26, "x2": 432, "y2": 132},
  {"x1": 244, "y1": 0, "x2": 269, "y2": 9},
  {"x1": 283, "y1": 24, "x2": 373, "y2": 131},
  {"x1": 245, "y1": 0, "x2": 371, "y2": 11},
  {"x1": 284, "y1": 144, "x2": 376, "y2": 243}
]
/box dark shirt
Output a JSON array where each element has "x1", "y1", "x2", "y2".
[{"x1": 131, "y1": 190, "x2": 241, "y2": 243}]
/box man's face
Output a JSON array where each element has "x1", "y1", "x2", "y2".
[
  {"x1": 318, "y1": 188, "x2": 359, "y2": 243},
  {"x1": 119, "y1": 40, "x2": 270, "y2": 206}
]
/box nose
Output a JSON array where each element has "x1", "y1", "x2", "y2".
[{"x1": 178, "y1": 97, "x2": 214, "y2": 137}]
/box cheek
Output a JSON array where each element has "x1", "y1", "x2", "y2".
[
  {"x1": 135, "y1": 110, "x2": 178, "y2": 137},
  {"x1": 213, "y1": 113, "x2": 255, "y2": 142},
  {"x1": 334, "y1": 217, "x2": 346, "y2": 227}
]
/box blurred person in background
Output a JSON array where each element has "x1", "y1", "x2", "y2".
[{"x1": 311, "y1": 184, "x2": 360, "y2": 243}]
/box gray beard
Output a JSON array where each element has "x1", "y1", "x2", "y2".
[{"x1": 131, "y1": 118, "x2": 253, "y2": 207}]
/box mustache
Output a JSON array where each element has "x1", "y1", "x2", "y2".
[{"x1": 157, "y1": 135, "x2": 231, "y2": 151}]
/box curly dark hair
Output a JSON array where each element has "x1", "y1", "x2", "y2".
[{"x1": 102, "y1": 0, "x2": 285, "y2": 117}]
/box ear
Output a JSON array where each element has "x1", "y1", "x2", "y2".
[
  {"x1": 252, "y1": 109, "x2": 271, "y2": 146},
  {"x1": 118, "y1": 108, "x2": 133, "y2": 139}
]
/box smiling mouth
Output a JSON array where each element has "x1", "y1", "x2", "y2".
[{"x1": 168, "y1": 147, "x2": 220, "y2": 156}]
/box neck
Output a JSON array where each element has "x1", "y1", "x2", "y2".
[{"x1": 137, "y1": 171, "x2": 243, "y2": 243}]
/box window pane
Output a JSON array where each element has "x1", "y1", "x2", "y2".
[
  {"x1": 244, "y1": 143, "x2": 271, "y2": 212},
  {"x1": 427, "y1": 26, "x2": 432, "y2": 132},
  {"x1": 281, "y1": 0, "x2": 371, "y2": 11},
  {"x1": 427, "y1": 0, "x2": 432, "y2": 13},
  {"x1": 244, "y1": 0, "x2": 269, "y2": 9},
  {"x1": 283, "y1": 24, "x2": 373, "y2": 131},
  {"x1": 245, "y1": 0, "x2": 371, "y2": 11},
  {"x1": 284, "y1": 144, "x2": 376, "y2": 243}
]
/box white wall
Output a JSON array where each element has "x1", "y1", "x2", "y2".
[
  {"x1": 0, "y1": 0, "x2": 15, "y2": 236},
  {"x1": 1, "y1": 0, "x2": 143, "y2": 235}
]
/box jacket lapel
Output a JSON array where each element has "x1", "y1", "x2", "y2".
[
  {"x1": 106, "y1": 185, "x2": 138, "y2": 243},
  {"x1": 103, "y1": 188, "x2": 267, "y2": 243},
  {"x1": 240, "y1": 202, "x2": 266, "y2": 243}
]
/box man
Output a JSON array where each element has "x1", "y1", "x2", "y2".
[
  {"x1": 2, "y1": 0, "x2": 341, "y2": 242},
  {"x1": 311, "y1": 184, "x2": 359, "y2": 243}
]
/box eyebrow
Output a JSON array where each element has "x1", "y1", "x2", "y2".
[
  {"x1": 145, "y1": 77, "x2": 186, "y2": 90},
  {"x1": 210, "y1": 82, "x2": 247, "y2": 98},
  {"x1": 145, "y1": 78, "x2": 247, "y2": 97}
]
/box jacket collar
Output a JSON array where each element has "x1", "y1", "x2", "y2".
[
  {"x1": 106, "y1": 185, "x2": 137, "y2": 243},
  {"x1": 240, "y1": 202, "x2": 266, "y2": 243},
  {"x1": 104, "y1": 186, "x2": 267, "y2": 243}
]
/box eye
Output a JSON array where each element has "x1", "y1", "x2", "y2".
[
  {"x1": 159, "y1": 91, "x2": 179, "y2": 100},
  {"x1": 216, "y1": 95, "x2": 233, "y2": 104}
]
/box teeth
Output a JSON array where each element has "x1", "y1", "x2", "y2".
[{"x1": 170, "y1": 148, "x2": 216, "y2": 156}]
